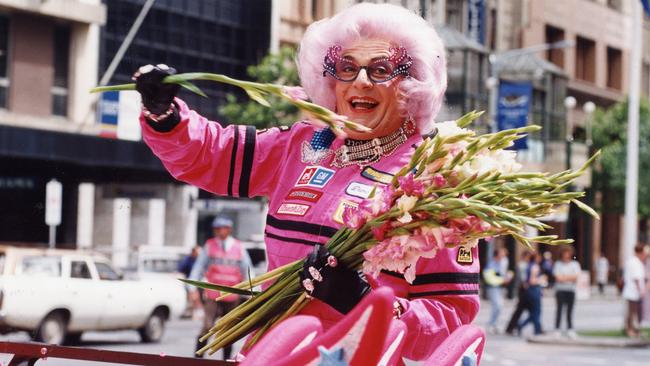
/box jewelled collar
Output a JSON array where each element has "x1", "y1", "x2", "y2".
[{"x1": 331, "y1": 118, "x2": 416, "y2": 168}]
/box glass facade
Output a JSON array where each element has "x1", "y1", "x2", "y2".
[
  {"x1": 52, "y1": 24, "x2": 70, "y2": 117},
  {"x1": 100, "y1": 0, "x2": 271, "y2": 121}
]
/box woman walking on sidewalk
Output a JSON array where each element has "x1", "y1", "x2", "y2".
[
  {"x1": 518, "y1": 252, "x2": 544, "y2": 335},
  {"x1": 553, "y1": 247, "x2": 581, "y2": 338}
]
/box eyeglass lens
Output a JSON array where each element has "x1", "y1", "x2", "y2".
[{"x1": 335, "y1": 60, "x2": 396, "y2": 82}]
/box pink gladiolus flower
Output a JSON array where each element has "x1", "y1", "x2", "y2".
[
  {"x1": 398, "y1": 174, "x2": 425, "y2": 197},
  {"x1": 282, "y1": 86, "x2": 309, "y2": 101},
  {"x1": 371, "y1": 221, "x2": 392, "y2": 241},
  {"x1": 433, "y1": 174, "x2": 447, "y2": 188},
  {"x1": 342, "y1": 205, "x2": 365, "y2": 229},
  {"x1": 360, "y1": 187, "x2": 393, "y2": 217}
]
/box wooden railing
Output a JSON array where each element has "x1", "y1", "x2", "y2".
[{"x1": 0, "y1": 341, "x2": 234, "y2": 366}]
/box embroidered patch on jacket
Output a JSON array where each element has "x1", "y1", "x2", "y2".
[
  {"x1": 285, "y1": 187, "x2": 323, "y2": 203},
  {"x1": 296, "y1": 166, "x2": 335, "y2": 188},
  {"x1": 301, "y1": 141, "x2": 333, "y2": 165},
  {"x1": 456, "y1": 245, "x2": 473, "y2": 265},
  {"x1": 277, "y1": 203, "x2": 311, "y2": 216},
  {"x1": 360, "y1": 166, "x2": 394, "y2": 184},
  {"x1": 332, "y1": 199, "x2": 359, "y2": 224},
  {"x1": 345, "y1": 182, "x2": 375, "y2": 199}
]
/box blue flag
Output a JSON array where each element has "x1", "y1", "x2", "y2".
[
  {"x1": 497, "y1": 81, "x2": 533, "y2": 150},
  {"x1": 642, "y1": 0, "x2": 650, "y2": 16}
]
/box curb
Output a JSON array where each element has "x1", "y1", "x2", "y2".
[{"x1": 527, "y1": 334, "x2": 650, "y2": 348}]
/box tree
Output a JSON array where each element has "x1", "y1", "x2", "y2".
[
  {"x1": 219, "y1": 47, "x2": 301, "y2": 129},
  {"x1": 592, "y1": 98, "x2": 650, "y2": 217}
]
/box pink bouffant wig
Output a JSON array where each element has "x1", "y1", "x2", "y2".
[{"x1": 297, "y1": 2, "x2": 447, "y2": 133}]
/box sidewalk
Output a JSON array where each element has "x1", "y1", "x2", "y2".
[{"x1": 478, "y1": 285, "x2": 650, "y2": 348}]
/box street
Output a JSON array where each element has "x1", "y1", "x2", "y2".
[{"x1": 1, "y1": 287, "x2": 649, "y2": 365}]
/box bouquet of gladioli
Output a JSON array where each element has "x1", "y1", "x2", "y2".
[
  {"x1": 182, "y1": 111, "x2": 598, "y2": 356},
  {"x1": 93, "y1": 74, "x2": 598, "y2": 356}
]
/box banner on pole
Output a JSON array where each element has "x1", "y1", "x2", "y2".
[{"x1": 497, "y1": 81, "x2": 533, "y2": 150}]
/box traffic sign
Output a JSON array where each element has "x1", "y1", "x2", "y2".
[{"x1": 45, "y1": 179, "x2": 62, "y2": 226}]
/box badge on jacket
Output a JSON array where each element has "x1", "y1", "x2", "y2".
[
  {"x1": 296, "y1": 166, "x2": 335, "y2": 188},
  {"x1": 457, "y1": 245, "x2": 473, "y2": 265},
  {"x1": 360, "y1": 166, "x2": 393, "y2": 184}
]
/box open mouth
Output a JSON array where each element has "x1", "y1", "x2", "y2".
[{"x1": 348, "y1": 97, "x2": 379, "y2": 111}]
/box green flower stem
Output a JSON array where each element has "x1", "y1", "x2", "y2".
[{"x1": 90, "y1": 72, "x2": 370, "y2": 134}]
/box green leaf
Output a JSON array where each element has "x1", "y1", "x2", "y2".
[
  {"x1": 177, "y1": 80, "x2": 207, "y2": 98},
  {"x1": 179, "y1": 278, "x2": 259, "y2": 296},
  {"x1": 571, "y1": 199, "x2": 600, "y2": 220},
  {"x1": 246, "y1": 89, "x2": 271, "y2": 107},
  {"x1": 90, "y1": 83, "x2": 135, "y2": 93}
]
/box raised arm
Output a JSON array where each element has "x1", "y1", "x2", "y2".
[{"x1": 133, "y1": 64, "x2": 292, "y2": 198}]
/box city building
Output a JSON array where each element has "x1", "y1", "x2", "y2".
[
  {"x1": 0, "y1": 0, "x2": 272, "y2": 268},
  {"x1": 515, "y1": 0, "x2": 650, "y2": 275}
]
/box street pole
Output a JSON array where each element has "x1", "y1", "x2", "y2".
[
  {"x1": 564, "y1": 96, "x2": 577, "y2": 241},
  {"x1": 98, "y1": 0, "x2": 155, "y2": 86},
  {"x1": 623, "y1": 2, "x2": 642, "y2": 263}
]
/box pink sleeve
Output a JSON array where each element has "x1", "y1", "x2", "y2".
[
  {"x1": 371, "y1": 246, "x2": 480, "y2": 361},
  {"x1": 140, "y1": 98, "x2": 291, "y2": 198}
]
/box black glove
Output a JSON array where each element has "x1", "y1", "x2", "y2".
[
  {"x1": 133, "y1": 64, "x2": 180, "y2": 114},
  {"x1": 132, "y1": 64, "x2": 181, "y2": 131},
  {"x1": 299, "y1": 245, "x2": 371, "y2": 314}
]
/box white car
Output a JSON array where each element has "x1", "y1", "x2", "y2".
[{"x1": 0, "y1": 246, "x2": 186, "y2": 345}]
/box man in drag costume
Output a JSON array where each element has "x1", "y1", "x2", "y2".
[{"x1": 133, "y1": 3, "x2": 480, "y2": 361}]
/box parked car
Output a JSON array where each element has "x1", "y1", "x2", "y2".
[{"x1": 0, "y1": 246, "x2": 186, "y2": 345}]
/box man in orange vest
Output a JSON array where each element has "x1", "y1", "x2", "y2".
[{"x1": 189, "y1": 216, "x2": 251, "y2": 359}]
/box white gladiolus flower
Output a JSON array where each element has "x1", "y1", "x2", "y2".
[
  {"x1": 396, "y1": 195, "x2": 418, "y2": 213},
  {"x1": 434, "y1": 121, "x2": 469, "y2": 138}
]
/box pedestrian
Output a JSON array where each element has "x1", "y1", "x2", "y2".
[
  {"x1": 505, "y1": 251, "x2": 532, "y2": 335},
  {"x1": 541, "y1": 251, "x2": 554, "y2": 288},
  {"x1": 178, "y1": 245, "x2": 200, "y2": 278},
  {"x1": 622, "y1": 243, "x2": 649, "y2": 338},
  {"x1": 484, "y1": 247, "x2": 510, "y2": 334},
  {"x1": 132, "y1": 3, "x2": 481, "y2": 361},
  {"x1": 518, "y1": 252, "x2": 544, "y2": 335},
  {"x1": 188, "y1": 216, "x2": 252, "y2": 359},
  {"x1": 596, "y1": 253, "x2": 609, "y2": 295},
  {"x1": 178, "y1": 245, "x2": 201, "y2": 318},
  {"x1": 552, "y1": 246, "x2": 581, "y2": 338}
]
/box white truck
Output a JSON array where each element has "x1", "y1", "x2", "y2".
[{"x1": 0, "y1": 246, "x2": 186, "y2": 345}]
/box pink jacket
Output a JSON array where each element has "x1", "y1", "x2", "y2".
[{"x1": 140, "y1": 99, "x2": 480, "y2": 361}]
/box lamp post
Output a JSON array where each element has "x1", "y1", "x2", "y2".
[
  {"x1": 564, "y1": 96, "x2": 577, "y2": 171},
  {"x1": 582, "y1": 100, "x2": 596, "y2": 271},
  {"x1": 563, "y1": 96, "x2": 577, "y2": 241}
]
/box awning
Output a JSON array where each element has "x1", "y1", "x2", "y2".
[{"x1": 0, "y1": 124, "x2": 166, "y2": 173}]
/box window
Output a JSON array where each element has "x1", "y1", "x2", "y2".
[
  {"x1": 95, "y1": 262, "x2": 120, "y2": 281},
  {"x1": 19, "y1": 256, "x2": 62, "y2": 277},
  {"x1": 0, "y1": 15, "x2": 9, "y2": 109},
  {"x1": 575, "y1": 36, "x2": 596, "y2": 83},
  {"x1": 607, "y1": 0, "x2": 622, "y2": 11},
  {"x1": 70, "y1": 260, "x2": 92, "y2": 279},
  {"x1": 446, "y1": 0, "x2": 465, "y2": 34},
  {"x1": 545, "y1": 25, "x2": 565, "y2": 68},
  {"x1": 606, "y1": 46, "x2": 622, "y2": 90},
  {"x1": 52, "y1": 24, "x2": 70, "y2": 116},
  {"x1": 100, "y1": 0, "x2": 271, "y2": 121}
]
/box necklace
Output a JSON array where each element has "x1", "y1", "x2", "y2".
[{"x1": 331, "y1": 118, "x2": 416, "y2": 168}]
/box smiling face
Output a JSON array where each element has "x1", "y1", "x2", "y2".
[{"x1": 334, "y1": 39, "x2": 405, "y2": 139}]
